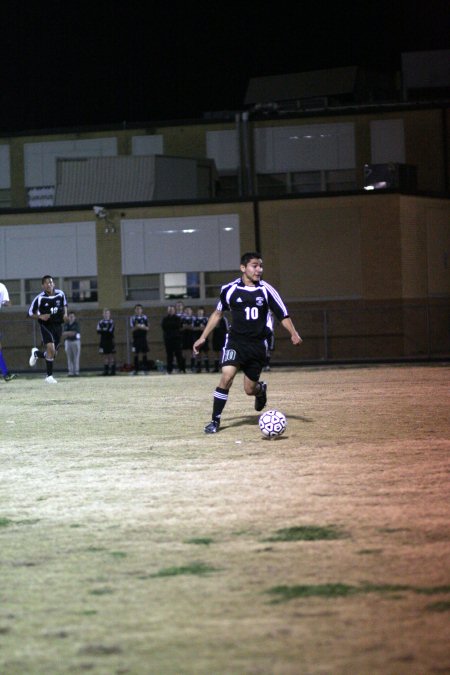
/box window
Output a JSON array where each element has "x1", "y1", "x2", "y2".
[
  {"x1": 2, "y1": 279, "x2": 20, "y2": 306},
  {"x1": 256, "y1": 169, "x2": 357, "y2": 196},
  {"x1": 325, "y1": 169, "x2": 357, "y2": 192},
  {"x1": 254, "y1": 123, "x2": 356, "y2": 173},
  {"x1": 0, "y1": 145, "x2": 11, "y2": 193},
  {"x1": 0, "y1": 189, "x2": 11, "y2": 207},
  {"x1": 24, "y1": 277, "x2": 98, "y2": 306},
  {"x1": 124, "y1": 274, "x2": 160, "y2": 301},
  {"x1": 217, "y1": 174, "x2": 239, "y2": 198},
  {"x1": 206, "y1": 129, "x2": 239, "y2": 172},
  {"x1": 256, "y1": 173, "x2": 289, "y2": 196},
  {"x1": 163, "y1": 272, "x2": 200, "y2": 299},
  {"x1": 63, "y1": 278, "x2": 98, "y2": 303},
  {"x1": 164, "y1": 272, "x2": 186, "y2": 299},
  {"x1": 124, "y1": 271, "x2": 234, "y2": 302},
  {"x1": 25, "y1": 279, "x2": 43, "y2": 305},
  {"x1": 186, "y1": 273, "x2": 201, "y2": 299},
  {"x1": 291, "y1": 171, "x2": 322, "y2": 193},
  {"x1": 131, "y1": 134, "x2": 164, "y2": 155},
  {"x1": 121, "y1": 215, "x2": 240, "y2": 274},
  {"x1": 0, "y1": 222, "x2": 97, "y2": 280},
  {"x1": 204, "y1": 271, "x2": 235, "y2": 298}
]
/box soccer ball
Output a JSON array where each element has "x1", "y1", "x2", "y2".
[{"x1": 258, "y1": 409, "x2": 287, "y2": 438}]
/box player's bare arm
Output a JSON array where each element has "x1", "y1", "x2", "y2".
[
  {"x1": 281, "y1": 317, "x2": 302, "y2": 345},
  {"x1": 193, "y1": 309, "x2": 223, "y2": 354}
]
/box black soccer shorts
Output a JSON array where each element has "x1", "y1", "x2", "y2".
[
  {"x1": 39, "y1": 322, "x2": 63, "y2": 349},
  {"x1": 221, "y1": 337, "x2": 267, "y2": 382}
]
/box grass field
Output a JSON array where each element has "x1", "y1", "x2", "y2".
[{"x1": 1, "y1": 364, "x2": 449, "y2": 674}]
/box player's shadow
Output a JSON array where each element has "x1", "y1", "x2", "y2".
[
  {"x1": 284, "y1": 414, "x2": 314, "y2": 423},
  {"x1": 224, "y1": 414, "x2": 313, "y2": 430}
]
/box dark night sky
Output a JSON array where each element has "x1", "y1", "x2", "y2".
[{"x1": 0, "y1": 0, "x2": 448, "y2": 134}]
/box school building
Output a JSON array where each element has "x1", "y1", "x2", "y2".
[{"x1": 1, "y1": 59, "x2": 449, "y2": 370}]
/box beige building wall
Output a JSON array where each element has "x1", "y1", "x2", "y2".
[
  {"x1": 403, "y1": 109, "x2": 446, "y2": 193},
  {"x1": 400, "y1": 196, "x2": 431, "y2": 299},
  {"x1": 9, "y1": 137, "x2": 27, "y2": 208},
  {"x1": 425, "y1": 199, "x2": 450, "y2": 297},
  {"x1": 96, "y1": 213, "x2": 124, "y2": 309},
  {"x1": 0, "y1": 194, "x2": 447, "y2": 310},
  {"x1": 399, "y1": 195, "x2": 450, "y2": 299},
  {"x1": 258, "y1": 194, "x2": 406, "y2": 302},
  {"x1": 0, "y1": 193, "x2": 448, "y2": 369}
]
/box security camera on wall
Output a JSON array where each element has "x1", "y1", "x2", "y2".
[{"x1": 93, "y1": 205, "x2": 107, "y2": 219}]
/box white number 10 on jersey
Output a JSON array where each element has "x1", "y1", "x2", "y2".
[{"x1": 245, "y1": 307, "x2": 259, "y2": 320}]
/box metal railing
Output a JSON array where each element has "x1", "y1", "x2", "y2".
[{"x1": 1, "y1": 302, "x2": 448, "y2": 373}]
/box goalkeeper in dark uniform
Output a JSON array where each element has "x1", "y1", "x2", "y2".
[
  {"x1": 28, "y1": 275, "x2": 68, "y2": 384},
  {"x1": 193, "y1": 252, "x2": 302, "y2": 433},
  {"x1": 130, "y1": 303, "x2": 150, "y2": 374}
]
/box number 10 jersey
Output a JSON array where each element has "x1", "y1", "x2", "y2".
[{"x1": 217, "y1": 278, "x2": 290, "y2": 341}]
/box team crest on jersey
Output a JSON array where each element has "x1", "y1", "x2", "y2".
[{"x1": 256, "y1": 297, "x2": 264, "y2": 306}]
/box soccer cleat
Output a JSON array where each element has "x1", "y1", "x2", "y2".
[
  {"x1": 254, "y1": 381, "x2": 267, "y2": 411},
  {"x1": 4, "y1": 373, "x2": 17, "y2": 382},
  {"x1": 204, "y1": 420, "x2": 220, "y2": 434},
  {"x1": 45, "y1": 375, "x2": 57, "y2": 384},
  {"x1": 29, "y1": 347, "x2": 39, "y2": 367}
]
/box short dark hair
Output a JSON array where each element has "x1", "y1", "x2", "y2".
[
  {"x1": 41, "y1": 275, "x2": 53, "y2": 284},
  {"x1": 240, "y1": 252, "x2": 262, "y2": 266}
]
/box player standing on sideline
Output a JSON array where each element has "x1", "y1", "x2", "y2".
[
  {"x1": 175, "y1": 301, "x2": 185, "y2": 321},
  {"x1": 97, "y1": 308, "x2": 116, "y2": 375},
  {"x1": 28, "y1": 275, "x2": 68, "y2": 384},
  {"x1": 192, "y1": 306, "x2": 210, "y2": 372},
  {"x1": 193, "y1": 252, "x2": 302, "y2": 433},
  {"x1": 130, "y1": 304, "x2": 150, "y2": 374},
  {"x1": 180, "y1": 306, "x2": 195, "y2": 372},
  {"x1": 161, "y1": 305, "x2": 186, "y2": 374},
  {"x1": 62, "y1": 311, "x2": 81, "y2": 376},
  {"x1": 0, "y1": 280, "x2": 16, "y2": 381}
]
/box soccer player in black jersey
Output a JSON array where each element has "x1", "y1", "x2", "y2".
[
  {"x1": 97, "y1": 308, "x2": 116, "y2": 375},
  {"x1": 193, "y1": 252, "x2": 302, "y2": 433},
  {"x1": 192, "y1": 306, "x2": 210, "y2": 373},
  {"x1": 130, "y1": 304, "x2": 150, "y2": 374},
  {"x1": 161, "y1": 305, "x2": 186, "y2": 374},
  {"x1": 28, "y1": 275, "x2": 68, "y2": 384},
  {"x1": 181, "y1": 306, "x2": 196, "y2": 371}
]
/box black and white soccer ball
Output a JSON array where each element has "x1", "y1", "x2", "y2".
[{"x1": 258, "y1": 409, "x2": 287, "y2": 438}]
